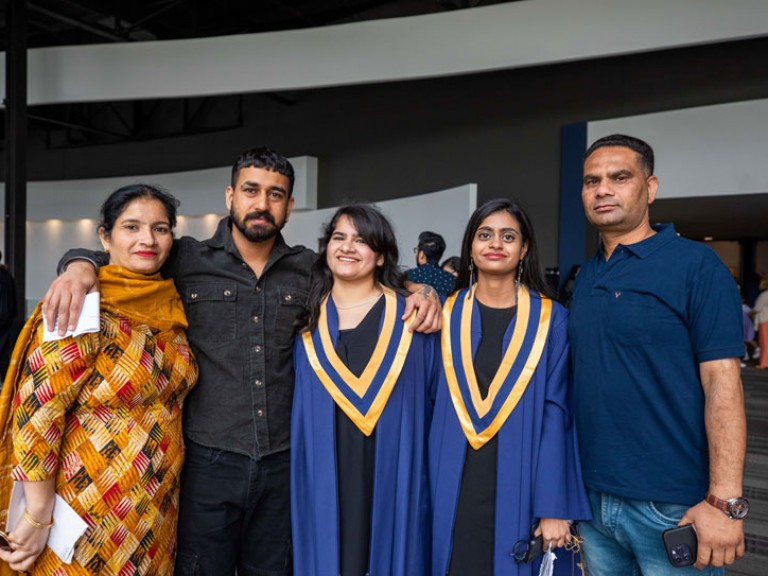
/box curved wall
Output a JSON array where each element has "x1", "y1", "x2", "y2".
[
  {"x1": 4, "y1": 0, "x2": 768, "y2": 105},
  {"x1": 5, "y1": 3, "x2": 768, "y2": 307}
]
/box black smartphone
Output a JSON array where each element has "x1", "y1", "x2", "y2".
[
  {"x1": 0, "y1": 530, "x2": 11, "y2": 552},
  {"x1": 522, "y1": 534, "x2": 544, "y2": 564},
  {"x1": 662, "y1": 524, "x2": 697, "y2": 568}
]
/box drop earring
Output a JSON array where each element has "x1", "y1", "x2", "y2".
[
  {"x1": 467, "y1": 259, "x2": 475, "y2": 300},
  {"x1": 516, "y1": 256, "x2": 525, "y2": 288}
]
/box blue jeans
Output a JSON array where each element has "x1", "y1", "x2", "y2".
[
  {"x1": 175, "y1": 441, "x2": 292, "y2": 576},
  {"x1": 579, "y1": 489, "x2": 723, "y2": 576}
]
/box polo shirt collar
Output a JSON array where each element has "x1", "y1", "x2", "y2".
[{"x1": 599, "y1": 223, "x2": 678, "y2": 260}]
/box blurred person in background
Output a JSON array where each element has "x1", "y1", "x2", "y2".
[
  {"x1": 407, "y1": 231, "x2": 456, "y2": 296},
  {"x1": 754, "y1": 277, "x2": 768, "y2": 369},
  {"x1": 440, "y1": 256, "x2": 461, "y2": 278}
]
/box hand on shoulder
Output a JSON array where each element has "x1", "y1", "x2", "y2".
[
  {"x1": 403, "y1": 284, "x2": 442, "y2": 334},
  {"x1": 43, "y1": 260, "x2": 99, "y2": 336}
]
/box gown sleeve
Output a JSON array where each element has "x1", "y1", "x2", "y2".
[{"x1": 533, "y1": 308, "x2": 591, "y2": 522}]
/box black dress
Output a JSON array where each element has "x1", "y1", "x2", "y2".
[
  {"x1": 449, "y1": 302, "x2": 517, "y2": 576},
  {"x1": 335, "y1": 297, "x2": 385, "y2": 576}
]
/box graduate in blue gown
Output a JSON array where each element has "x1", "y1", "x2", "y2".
[
  {"x1": 429, "y1": 199, "x2": 591, "y2": 576},
  {"x1": 291, "y1": 205, "x2": 436, "y2": 576}
]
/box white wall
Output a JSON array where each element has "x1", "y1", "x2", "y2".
[
  {"x1": 11, "y1": 156, "x2": 317, "y2": 221},
  {"x1": 588, "y1": 99, "x2": 768, "y2": 199},
  {"x1": 3, "y1": 176, "x2": 475, "y2": 306},
  {"x1": 1, "y1": 157, "x2": 315, "y2": 309},
  {"x1": 4, "y1": 0, "x2": 768, "y2": 105},
  {"x1": 282, "y1": 184, "x2": 477, "y2": 265}
]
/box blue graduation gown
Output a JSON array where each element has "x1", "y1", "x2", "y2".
[
  {"x1": 429, "y1": 289, "x2": 591, "y2": 576},
  {"x1": 291, "y1": 292, "x2": 436, "y2": 575}
]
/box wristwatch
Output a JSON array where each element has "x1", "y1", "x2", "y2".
[{"x1": 705, "y1": 492, "x2": 749, "y2": 520}]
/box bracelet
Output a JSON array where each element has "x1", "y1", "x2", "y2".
[{"x1": 23, "y1": 510, "x2": 54, "y2": 529}]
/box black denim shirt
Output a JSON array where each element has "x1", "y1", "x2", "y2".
[{"x1": 62, "y1": 217, "x2": 315, "y2": 459}]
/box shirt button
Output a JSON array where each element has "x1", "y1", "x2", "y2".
[
  {"x1": 255, "y1": 379, "x2": 263, "y2": 387},
  {"x1": 254, "y1": 345, "x2": 262, "y2": 353},
  {"x1": 284, "y1": 294, "x2": 292, "y2": 302},
  {"x1": 256, "y1": 286, "x2": 262, "y2": 293},
  {"x1": 242, "y1": 262, "x2": 248, "y2": 268},
  {"x1": 224, "y1": 289, "x2": 232, "y2": 297},
  {"x1": 190, "y1": 292, "x2": 198, "y2": 299},
  {"x1": 257, "y1": 409, "x2": 264, "y2": 417},
  {"x1": 252, "y1": 316, "x2": 260, "y2": 323}
]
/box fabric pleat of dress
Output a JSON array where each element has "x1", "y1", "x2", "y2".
[{"x1": 0, "y1": 265, "x2": 198, "y2": 576}]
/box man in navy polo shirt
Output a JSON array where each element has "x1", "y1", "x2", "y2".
[{"x1": 569, "y1": 134, "x2": 747, "y2": 575}]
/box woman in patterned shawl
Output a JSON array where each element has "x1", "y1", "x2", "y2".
[{"x1": 0, "y1": 184, "x2": 198, "y2": 575}]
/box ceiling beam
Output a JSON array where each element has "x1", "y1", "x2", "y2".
[
  {"x1": 27, "y1": 2, "x2": 132, "y2": 42},
  {"x1": 124, "y1": 0, "x2": 186, "y2": 34},
  {"x1": 28, "y1": 112, "x2": 132, "y2": 139}
]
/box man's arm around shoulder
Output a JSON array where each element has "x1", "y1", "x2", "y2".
[
  {"x1": 45, "y1": 240, "x2": 184, "y2": 335},
  {"x1": 44, "y1": 259, "x2": 100, "y2": 336}
]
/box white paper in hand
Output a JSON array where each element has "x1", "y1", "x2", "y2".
[
  {"x1": 43, "y1": 292, "x2": 101, "y2": 342},
  {"x1": 7, "y1": 481, "x2": 89, "y2": 564},
  {"x1": 538, "y1": 545, "x2": 556, "y2": 576}
]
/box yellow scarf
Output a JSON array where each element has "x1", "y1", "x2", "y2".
[{"x1": 98, "y1": 265, "x2": 187, "y2": 332}]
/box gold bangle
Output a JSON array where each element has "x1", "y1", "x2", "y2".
[{"x1": 22, "y1": 510, "x2": 54, "y2": 529}]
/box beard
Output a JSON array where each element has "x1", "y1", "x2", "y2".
[{"x1": 230, "y1": 205, "x2": 285, "y2": 243}]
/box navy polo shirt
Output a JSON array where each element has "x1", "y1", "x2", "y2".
[
  {"x1": 568, "y1": 224, "x2": 743, "y2": 505},
  {"x1": 407, "y1": 263, "x2": 456, "y2": 296}
]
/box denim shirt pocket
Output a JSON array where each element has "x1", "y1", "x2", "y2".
[
  {"x1": 183, "y1": 282, "x2": 238, "y2": 343},
  {"x1": 274, "y1": 285, "x2": 308, "y2": 341}
]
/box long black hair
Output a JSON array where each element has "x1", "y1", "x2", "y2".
[
  {"x1": 454, "y1": 198, "x2": 555, "y2": 299},
  {"x1": 302, "y1": 204, "x2": 408, "y2": 332}
]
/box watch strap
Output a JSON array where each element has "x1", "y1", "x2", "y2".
[
  {"x1": 705, "y1": 492, "x2": 749, "y2": 519},
  {"x1": 705, "y1": 492, "x2": 732, "y2": 513}
]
